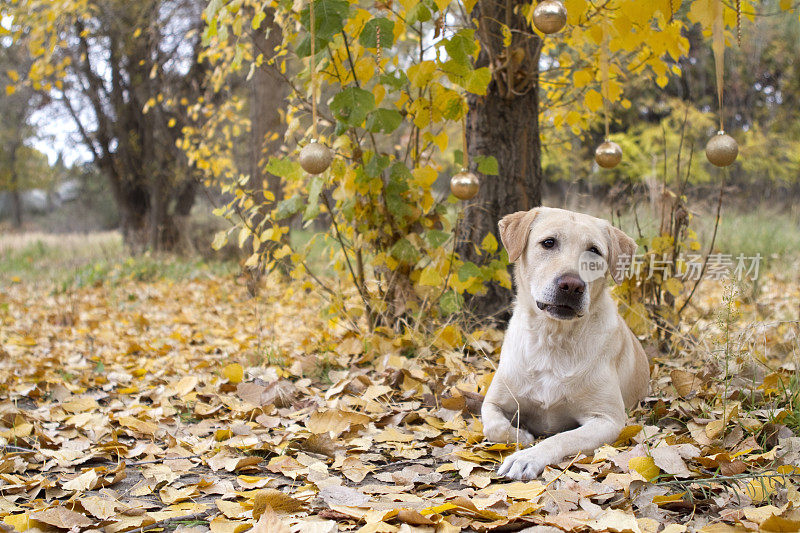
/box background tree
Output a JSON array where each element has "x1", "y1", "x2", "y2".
[
  {"x1": 0, "y1": 42, "x2": 47, "y2": 227},
  {"x1": 4, "y1": 0, "x2": 207, "y2": 251}
]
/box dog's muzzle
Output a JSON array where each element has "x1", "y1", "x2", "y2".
[{"x1": 536, "y1": 274, "x2": 586, "y2": 319}]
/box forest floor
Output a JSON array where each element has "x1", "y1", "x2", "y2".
[{"x1": 0, "y1": 235, "x2": 799, "y2": 533}]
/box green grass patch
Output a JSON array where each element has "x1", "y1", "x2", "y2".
[{"x1": 0, "y1": 231, "x2": 237, "y2": 289}]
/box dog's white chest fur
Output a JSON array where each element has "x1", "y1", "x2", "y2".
[{"x1": 496, "y1": 319, "x2": 595, "y2": 433}]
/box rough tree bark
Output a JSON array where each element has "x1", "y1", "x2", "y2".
[{"x1": 457, "y1": 0, "x2": 544, "y2": 323}]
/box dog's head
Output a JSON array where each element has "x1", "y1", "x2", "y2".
[{"x1": 499, "y1": 207, "x2": 637, "y2": 320}]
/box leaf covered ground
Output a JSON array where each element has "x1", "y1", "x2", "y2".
[{"x1": 0, "y1": 261, "x2": 799, "y2": 533}]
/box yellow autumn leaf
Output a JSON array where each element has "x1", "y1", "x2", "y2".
[
  {"x1": 223, "y1": 363, "x2": 244, "y2": 383},
  {"x1": 3, "y1": 513, "x2": 34, "y2": 531},
  {"x1": 614, "y1": 424, "x2": 643, "y2": 446},
  {"x1": 419, "y1": 266, "x2": 443, "y2": 287},
  {"x1": 652, "y1": 492, "x2": 686, "y2": 505},
  {"x1": 480, "y1": 232, "x2": 498, "y2": 254},
  {"x1": 664, "y1": 278, "x2": 683, "y2": 297},
  {"x1": 628, "y1": 456, "x2": 660, "y2": 480},
  {"x1": 412, "y1": 166, "x2": 438, "y2": 188},
  {"x1": 744, "y1": 474, "x2": 781, "y2": 503},
  {"x1": 584, "y1": 89, "x2": 603, "y2": 112}
]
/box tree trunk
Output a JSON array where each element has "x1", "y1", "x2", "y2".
[
  {"x1": 249, "y1": 10, "x2": 286, "y2": 208},
  {"x1": 10, "y1": 189, "x2": 22, "y2": 229},
  {"x1": 457, "y1": 0, "x2": 544, "y2": 324},
  {"x1": 9, "y1": 142, "x2": 22, "y2": 228},
  {"x1": 114, "y1": 182, "x2": 197, "y2": 254},
  {"x1": 245, "y1": 9, "x2": 289, "y2": 291}
]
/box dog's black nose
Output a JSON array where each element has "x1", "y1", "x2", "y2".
[{"x1": 557, "y1": 274, "x2": 585, "y2": 295}]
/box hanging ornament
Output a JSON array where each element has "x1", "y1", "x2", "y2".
[
  {"x1": 705, "y1": 0, "x2": 738, "y2": 167},
  {"x1": 299, "y1": 0, "x2": 332, "y2": 175},
  {"x1": 532, "y1": 0, "x2": 567, "y2": 35},
  {"x1": 450, "y1": 115, "x2": 480, "y2": 200},
  {"x1": 299, "y1": 140, "x2": 333, "y2": 174},
  {"x1": 595, "y1": 141, "x2": 622, "y2": 169},
  {"x1": 705, "y1": 131, "x2": 738, "y2": 167},
  {"x1": 451, "y1": 170, "x2": 480, "y2": 200},
  {"x1": 594, "y1": 28, "x2": 622, "y2": 169}
]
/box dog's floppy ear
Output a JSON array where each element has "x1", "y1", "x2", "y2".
[
  {"x1": 605, "y1": 224, "x2": 637, "y2": 283},
  {"x1": 499, "y1": 209, "x2": 539, "y2": 263}
]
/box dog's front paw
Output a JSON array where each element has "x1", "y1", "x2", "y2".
[
  {"x1": 483, "y1": 421, "x2": 535, "y2": 446},
  {"x1": 497, "y1": 446, "x2": 553, "y2": 480}
]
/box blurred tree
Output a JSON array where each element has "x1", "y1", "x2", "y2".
[
  {"x1": 0, "y1": 42, "x2": 47, "y2": 227},
  {"x1": 4, "y1": 0, "x2": 207, "y2": 251},
  {"x1": 542, "y1": 1, "x2": 800, "y2": 200}
]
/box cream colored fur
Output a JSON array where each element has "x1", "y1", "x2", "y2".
[{"x1": 482, "y1": 207, "x2": 650, "y2": 480}]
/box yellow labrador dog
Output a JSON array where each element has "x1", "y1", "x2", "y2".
[{"x1": 482, "y1": 207, "x2": 649, "y2": 480}]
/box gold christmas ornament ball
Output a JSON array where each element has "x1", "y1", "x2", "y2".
[
  {"x1": 705, "y1": 132, "x2": 738, "y2": 167},
  {"x1": 450, "y1": 170, "x2": 480, "y2": 200},
  {"x1": 299, "y1": 141, "x2": 333, "y2": 174},
  {"x1": 533, "y1": 0, "x2": 567, "y2": 34},
  {"x1": 594, "y1": 141, "x2": 623, "y2": 169}
]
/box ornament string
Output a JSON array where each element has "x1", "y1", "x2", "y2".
[
  {"x1": 462, "y1": 112, "x2": 469, "y2": 170},
  {"x1": 376, "y1": 23, "x2": 382, "y2": 65},
  {"x1": 601, "y1": 26, "x2": 610, "y2": 141},
  {"x1": 310, "y1": 0, "x2": 319, "y2": 138},
  {"x1": 736, "y1": 0, "x2": 741, "y2": 46},
  {"x1": 712, "y1": 0, "x2": 725, "y2": 132}
]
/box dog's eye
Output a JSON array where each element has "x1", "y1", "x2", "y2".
[
  {"x1": 588, "y1": 246, "x2": 602, "y2": 256},
  {"x1": 541, "y1": 238, "x2": 556, "y2": 249}
]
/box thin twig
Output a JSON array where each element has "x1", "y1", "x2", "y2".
[
  {"x1": 677, "y1": 171, "x2": 725, "y2": 317},
  {"x1": 321, "y1": 194, "x2": 374, "y2": 325},
  {"x1": 2, "y1": 445, "x2": 37, "y2": 454}
]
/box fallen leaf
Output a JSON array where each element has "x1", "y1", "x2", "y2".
[
  {"x1": 30, "y1": 506, "x2": 94, "y2": 529},
  {"x1": 252, "y1": 489, "x2": 305, "y2": 518}
]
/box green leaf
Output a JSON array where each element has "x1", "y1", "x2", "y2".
[
  {"x1": 464, "y1": 67, "x2": 491, "y2": 95},
  {"x1": 365, "y1": 108, "x2": 403, "y2": 133},
  {"x1": 299, "y1": 0, "x2": 349, "y2": 41},
  {"x1": 364, "y1": 152, "x2": 391, "y2": 178},
  {"x1": 265, "y1": 157, "x2": 303, "y2": 181},
  {"x1": 390, "y1": 238, "x2": 419, "y2": 263},
  {"x1": 407, "y1": 2, "x2": 432, "y2": 24},
  {"x1": 443, "y1": 30, "x2": 476, "y2": 67},
  {"x1": 359, "y1": 18, "x2": 394, "y2": 49},
  {"x1": 204, "y1": 0, "x2": 224, "y2": 21},
  {"x1": 303, "y1": 175, "x2": 325, "y2": 222},
  {"x1": 275, "y1": 195, "x2": 305, "y2": 220},
  {"x1": 425, "y1": 230, "x2": 450, "y2": 249},
  {"x1": 330, "y1": 87, "x2": 375, "y2": 127},
  {"x1": 380, "y1": 71, "x2": 407, "y2": 91},
  {"x1": 475, "y1": 155, "x2": 499, "y2": 175},
  {"x1": 457, "y1": 262, "x2": 481, "y2": 282},
  {"x1": 386, "y1": 164, "x2": 413, "y2": 220},
  {"x1": 439, "y1": 290, "x2": 463, "y2": 315}
]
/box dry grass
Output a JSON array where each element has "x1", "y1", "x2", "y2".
[{"x1": 0, "y1": 231, "x2": 124, "y2": 283}]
